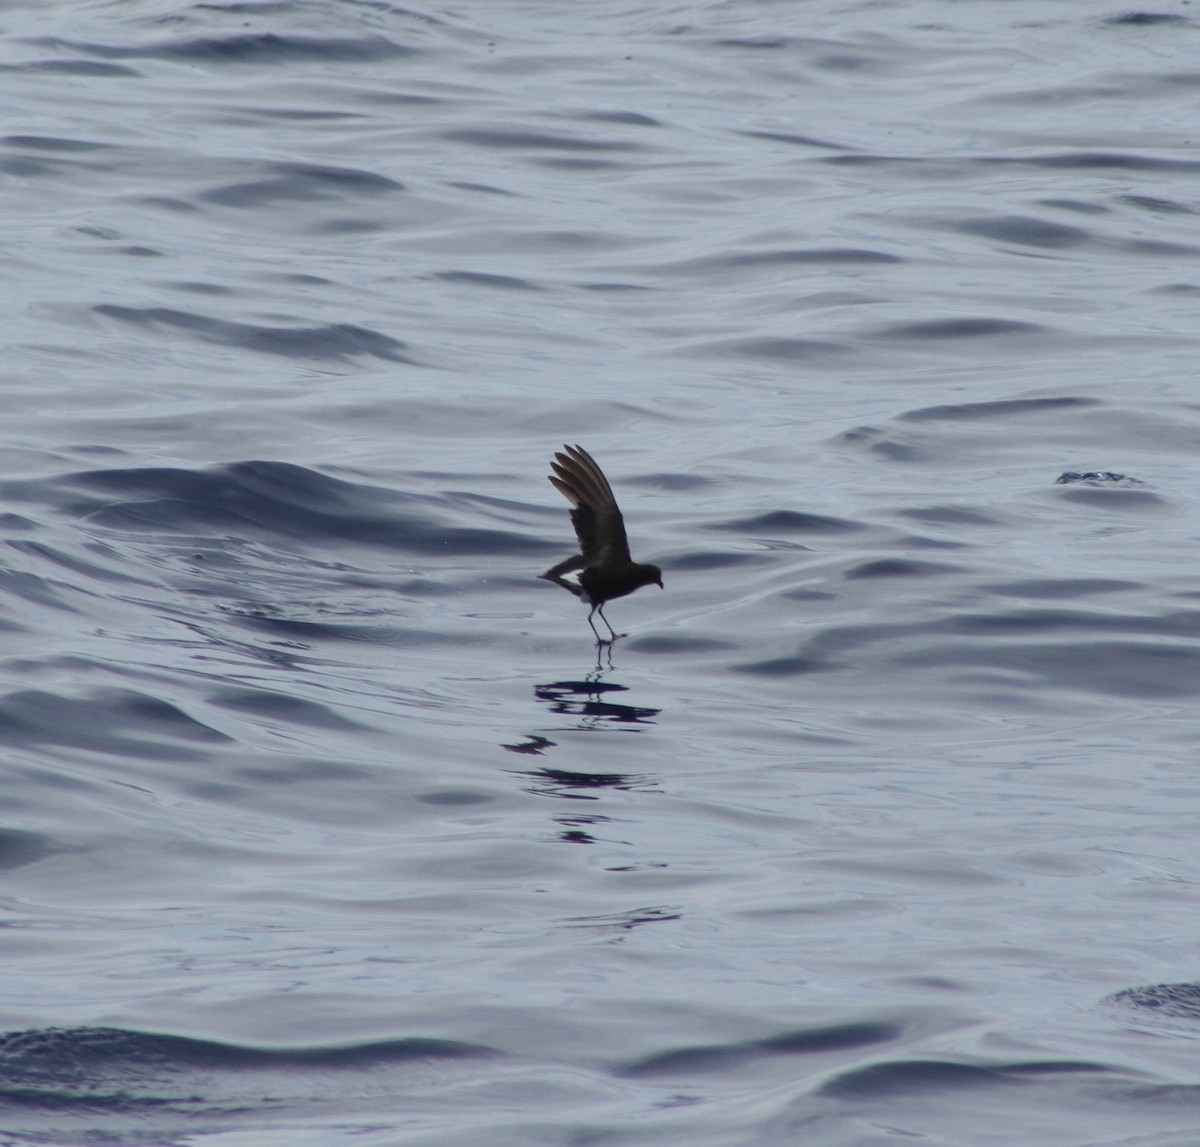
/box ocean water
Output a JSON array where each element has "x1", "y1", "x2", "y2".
[{"x1": 3, "y1": 1, "x2": 1200, "y2": 1143}]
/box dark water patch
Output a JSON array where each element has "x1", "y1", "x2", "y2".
[
  {"x1": 316, "y1": 217, "x2": 391, "y2": 235},
  {"x1": 578, "y1": 279, "x2": 655, "y2": 291},
  {"x1": 445, "y1": 180, "x2": 518, "y2": 196},
  {"x1": 629, "y1": 634, "x2": 736, "y2": 653},
  {"x1": 441, "y1": 129, "x2": 643, "y2": 153},
  {"x1": 946, "y1": 607, "x2": 1182, "y2": 636},
  {"x1": 1122, "y1": 237, "x2": 1200, "y2": 256},
  {"x1": 641, "y1": 472, "x2": 712, "y2": 493},
  {"x1": 12, "y1": 460, "x2": 553, "y2": 556},
  {"x1": 33, "y1": 34, "x2": 414, "y2": 65},
  {"x1": 689, "y1": 336, "x2": 851, "y2": 362},
  {"x1": 678, "y1": 248, "x2": 902, "y2": 271},
  {"x1": 416, "y1": 787, "x2": 496, "y2": 806},
  {"x1": 207, "y1": 687, "x2": 370, "y2": 730},
  {"x1": 957, "y1": 215, "x2": 1090, "y2": 249},
  {"x1": 434, "y1": 270, "x2": 543, "y2": 290},
  {"x1": 844, "y1": 558, "x2": 958, "y2": 580},
  {"x1": 574, "y1": 110, "x2": 661, "y2": 127},
  {"x1": 1151, "y1": 281, "x2": 1200, "y2": 295},
  {"x1": 272, "y1": 271, "x2": 334, "y2": 286},
  {"x1": 818, "y1": 1056, "x2": 1113, "y2": 1099},
  {"x1": 619, "y1": 1021, "x2": 899, "y2": 1077},
  {"x1": 2, "y1": 135, "x2": 115, "y2": 153},
  {"x1": 70, "y1": 460, "x2": 549, "y2": 556},
  {"x1": 196, "y1": 1, "x2": 341, "y2": 13},
  {"x1": 0, "y1": 150, "x2": 114, "y2": 178},
  {"x1": 1108, "y1": 982, "x2": 1200, "y2": 1019},
  {"x1": 1105, "y1": 11, "x2": 1191, "y2": 25},
  {"x1": 877, "y1": 317, "x2": 1046, "y2": 341},
  {"x1": 0, "y1": 1026, "x2": 497, "y2": 1073},
  {"x1": 897, "y1": 505, "x2": 1002, "y2": 526},
  {"x1": 11, "y1": 58, "x2": 141, "y2": 77},
  {"x1": 227, "y1": 107, "x2": 370, "y2": 122},
  {"x1": 528, "y1": 156, "x2": 632, "y2": 172},
  {"x1": 0, "y1": 567, "x2": 81, "y2": 613},
  {"x1": 716, "y1": 36, "x2": 798, "y2": 48},
  {"x1": 1002, "y1": 1060, "x2": 1120, "y2": 1078},
  {"x1": 732, "y1": 653, "x2": 836, "y2": 677},
  {"x1": 815, "y1": 51, "x2": 887, "y2": 72},
  {"x1": 820, "y1": 1058, "x2": 1008, "y2": 1096},
  {"x1": 6, "y1": 540, "x2": 146, "y2": 585},
  {"x1": 0, "y1": 689, "x2": 231, "y2": 757},
  {"x1": 1040, "y1": 197, "x2": 1110, "y2": 215},
  {"x1": 203, "y1": 178, "x2": 366, "y2": 206},
  {"x1": 896, "y1": 533, "x2": 971, "y2": 552},
  {"x1": 0, "y1": 1025, "x2": 497, "y2": 1133},
  {"x1": 738, "y1": 604, "x2": 1200, "y2": 693},
  {"x1": 668, "y1": 551, "x2": 771, "y2": 571},
  {"x1": 740, "y1": 129, "x2": 851, "y2": 149},
  {"x1": 780, "y1": 587, "x2": 836, "y2": 602},
  {"x1": 75, "y1": 225, "x2": 122, "y2": 241},
  {"x1": 138, "y1": 194, "x2": 201, "y2": 213},
  {"x1": 825, "y1": 151, "x2": 1200, "y2": 176},
  {"x1": 201, "y1": 161, "x2": 403, "y2": 207},
  {"x1": 991, "y1": 151, "x2": 1200, "y2": 173},
  {"x1": 82, "y1": 496, "x2": 269, "y2": 534},
  {"x1": 838, "y1": 426, "x2": 924, "y2": 462},
  {"x1": 983, "y1": 577, "x2": 1142, "y2": 599},
  {"x1": 93, "y1": 305, "x2": 416, "y2": 362},
  {"x1": 0, "y1": 829, "x2": 63, "y2": 871},
  {"x1": 899, "y1": 639, "x2": 1200, "y2": 699},
  {"x1": 901, "y1": 396, "x2": 1098, "y2": 422},
  {"x1": 164, "y1": 279, "x2": 233, "y2": 295},
  {"x1": 708, "y1": 510, "x2": 864, "y2": 534},
  {"x1": 1118, "y1": 193, "x2": 1195, "y2": 215}
]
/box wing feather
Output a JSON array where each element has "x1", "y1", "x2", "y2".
[{"x1": 546, "y1": 444, "x2": 631, "y2": 564}]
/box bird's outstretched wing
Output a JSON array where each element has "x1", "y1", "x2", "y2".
[{"x1": 547, "y1": 444, "x2": 631, "y2": 565}]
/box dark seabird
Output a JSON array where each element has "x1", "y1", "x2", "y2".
[{"x1": 540, "y1": 444, "x2": 663, "y2": 642}]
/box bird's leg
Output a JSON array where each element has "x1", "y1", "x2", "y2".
[
  {"x1": 586, "y1": 605, "x2": 604, "y2": 644},
  {"x1": 596, "y1": 603, "x2": 622, "y2": 642}
]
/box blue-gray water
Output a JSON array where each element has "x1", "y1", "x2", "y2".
[{"x1": 3, "y1": 2, "x2": 1200, "y2": 1144}]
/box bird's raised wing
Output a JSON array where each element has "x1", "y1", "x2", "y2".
[{"x1": 547, "y1": 444, "x2": 631, "y2": 564}]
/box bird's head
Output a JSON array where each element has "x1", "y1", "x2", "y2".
[{"x1": 636, "y1": 563, "x2": 664, "y2": 590}]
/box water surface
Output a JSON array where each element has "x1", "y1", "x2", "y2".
[{"x1": 2, "y1": 1, "x2": 1200, "y2": 1143}]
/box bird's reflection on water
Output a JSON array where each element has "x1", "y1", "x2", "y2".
[
  {"x1": 502, "y1": 662, "x2": 662, "y2": 815},
  {"x1": 534, "y1": 673, "x2": 660, "y2": 731},
  {"x1": 520, "y1": 767, "x2": 637, "y2": 800}
]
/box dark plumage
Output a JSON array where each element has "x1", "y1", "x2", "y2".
[{"x1": 540, "y1": 444, "x2": 663, "y2": 642}]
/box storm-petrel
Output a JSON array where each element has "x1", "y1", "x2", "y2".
[{"x1": 540, "y1": 444, "x2": 663, "y2": 642}]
